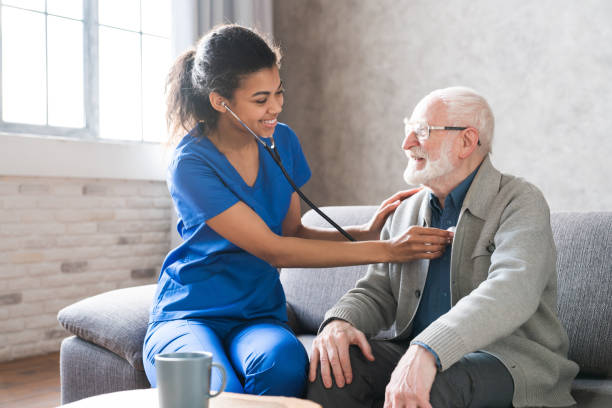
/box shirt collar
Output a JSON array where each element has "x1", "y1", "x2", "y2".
[{"x1": 429, "y1": 164, "x2": 481, "y2": 213}]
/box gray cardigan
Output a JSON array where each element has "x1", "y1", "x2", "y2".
[{"x1": 323, "y1": 156, "x2": 579, "y2": 407}]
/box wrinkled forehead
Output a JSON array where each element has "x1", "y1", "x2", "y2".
[{"x1": 409, "y1": 96, "x2": 447, "y2": 123}]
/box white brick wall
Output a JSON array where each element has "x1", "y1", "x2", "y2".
[{"x1": 0, "y1": 176, "x2": 172, "y2": 362}]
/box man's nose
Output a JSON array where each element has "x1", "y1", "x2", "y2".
[{"x1": 402, "y1": 130, "x2": 419, "y2": 151}]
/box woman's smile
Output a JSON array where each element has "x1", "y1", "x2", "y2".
[{"x1": 261, "y1": 118, "x2": 278, "y2": 129}]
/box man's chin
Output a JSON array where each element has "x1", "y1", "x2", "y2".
[{"x1": 403, "y1": 169, "x2": 429, "y2": 186}]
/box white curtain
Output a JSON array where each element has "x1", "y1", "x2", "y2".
[{"x1": 171, "y1": 0, "x2": 274, "y2": 58}]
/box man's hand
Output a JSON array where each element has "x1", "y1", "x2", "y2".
[
  {"x1": 363, "y1": 188, "x2": 423, "y2": 240},
  {"x1": 309, "y1": 320, "x2": 375, "y2": 389},
  {"x1": 384, "y1": 345, "x2": 438, "y2": 408}
]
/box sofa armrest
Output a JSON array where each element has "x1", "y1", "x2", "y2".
[{"x1": 57, "y1": 284, "x2": 157, "y2": 370}]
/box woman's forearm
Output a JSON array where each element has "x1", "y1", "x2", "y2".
[
  {"x1": 268, "y1": 235, "x2": 390, "y2": 268},
  {"x1": 293, "y1": 224, "x2": 379, "y2": 242},
  {"x1": 206, "y1": 201, "x2": 450, "y2": 269}
]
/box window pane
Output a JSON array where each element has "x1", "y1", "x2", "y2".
[
  {"x1": 141, "y1": 0, "x2": 171, "y2": 37},
  {"x1": 47, "y1": 0, "x2": 82, "y2": 20},
  {"x1": 47, "y1": 16, "x2": 84, "y2": 128},
  {"x1": 98, "y1": 26, "x2": 141, "y2": 141},
  {"x1": 142, "y1": 35, "x2": 170, "y2": 143},
  {"x1": 1, "y1": 0, "x2": 44, "y2": 12},
  {"x1": 98, "y1": 0, "x2": 139, "y2": 31},
  {"x1": 1, "y1": 7, "x2": 46, "y2": 125}
]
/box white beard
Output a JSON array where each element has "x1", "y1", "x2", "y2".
[{"x1": 403, "y1": 141, "x2": 455, "y2": 186}]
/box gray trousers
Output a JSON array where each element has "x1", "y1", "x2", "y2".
[{"x1": 306, "y1": 340, "x2": 514, "y2": 408}]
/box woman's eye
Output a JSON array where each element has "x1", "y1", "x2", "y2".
[{"x1": 255, "y1": 99, "x2": 266, "y2": 104}]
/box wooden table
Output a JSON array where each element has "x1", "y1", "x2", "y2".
[{"x1": 60, "y1": 388, "x2": 322, "y2": 408}]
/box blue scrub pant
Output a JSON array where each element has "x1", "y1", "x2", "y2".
[{"x1": 143, "y1": 318, "x2": 309, "y2": 397}]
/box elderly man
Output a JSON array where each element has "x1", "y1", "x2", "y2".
[{"x1": 306, "y1": 87, "x2": 578, "y2": 408}]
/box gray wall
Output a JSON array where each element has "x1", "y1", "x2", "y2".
[{"x1": 274, "y1": 0, "x2": 612, "y2": 212}]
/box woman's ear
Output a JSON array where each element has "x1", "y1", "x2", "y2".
[
  {"x1": 458, "y1": 127, "x2": 480, "y2": 159},
  {"x1": 209, "y1": 92, "x2": 228, "y2": 113}
]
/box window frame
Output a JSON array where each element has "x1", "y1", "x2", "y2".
[{"x1": 0, "y1": 1, "x2": 98, "y2": 140}]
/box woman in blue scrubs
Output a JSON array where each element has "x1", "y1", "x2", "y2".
[{"x1": 143, "y1": 24, "x2": 452, "y2": 398}]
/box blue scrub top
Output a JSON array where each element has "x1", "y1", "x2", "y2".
[{"x1": 150, "y1": 122, "x2": 311, "y2": 323}]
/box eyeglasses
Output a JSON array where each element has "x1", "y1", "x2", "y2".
[{"x1": 403, "y1": 118, "x2": 468, "y2": 142}]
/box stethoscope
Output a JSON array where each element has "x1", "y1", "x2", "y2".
[{"x1": 221, "y1": 102, "x2": 356, "y2": 241}]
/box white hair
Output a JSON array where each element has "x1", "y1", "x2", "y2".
[{"x1": 426, "y1": 86, "x2": 495, "y2": 153}]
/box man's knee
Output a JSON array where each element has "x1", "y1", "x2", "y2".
[
  {"x1": 429, "y1": 363, "x2": 472, "y2": 408},
  {"x1": 306, "y1": 346, "x2": 373, "y2": 404},
  {"x1": 428, "y1": 353, "x2": 514, "y2": 408}
]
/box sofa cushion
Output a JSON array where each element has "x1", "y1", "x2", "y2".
[
  {"x1": 281, "y1": 206, "x2": 377, "y2": 334},
  {"x1": 297, "y1": 334, "x2": 316, "y2": 358},
  {"x1": 58, "y1": 284, "x2": 157, "y2": 370},
  {"x1": 571, "y1": 377, "x2": 612, "y2": 407},
  {"x1": 552, "y1": 212, "x2": 612, "y2": 377}
]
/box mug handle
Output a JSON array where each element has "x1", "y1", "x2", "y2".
[{"x1": 208, "y1": 362, "x2": 226, "y2": 398}]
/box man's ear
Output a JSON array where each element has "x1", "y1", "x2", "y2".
[
  {"x1": 209, "y1": 92, "x2": 228, "y2": 113},
  {"x1": 458, "y1": 127, "x2": 480, "y2": 159}
]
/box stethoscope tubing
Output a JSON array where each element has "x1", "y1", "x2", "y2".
[{"x1": 221, "y1": 103, "x2": 356, "y2": 242}]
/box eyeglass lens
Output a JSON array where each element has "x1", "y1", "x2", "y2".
[{"x1": 404, "y1": 121, "x2": 429, "y2": 141}]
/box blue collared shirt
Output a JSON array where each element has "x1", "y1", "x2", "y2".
[{"x1": 411, "y1": 165, "x2": 480, "y2": 366}]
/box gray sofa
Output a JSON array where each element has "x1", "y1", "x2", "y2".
[{"x1": 58, "y1": 207, "x2": 612, "y2": 406}]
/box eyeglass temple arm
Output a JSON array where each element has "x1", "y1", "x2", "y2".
[
  {"x1": 430, "y1": 126, "x2": 481, "y2": 145},
  {"x1": 429, "y1": 126, "x2": 466, "y2": 131}
]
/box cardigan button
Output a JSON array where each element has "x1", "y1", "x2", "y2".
[
  {"x1": 415, "y1": 290, "x2": 421, "y2": 298},
  {"x1": 487, "y1": 243, "x2": 496, "y2": 253}
]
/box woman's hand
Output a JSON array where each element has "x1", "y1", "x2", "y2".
[
  {"x1": 387, "y1": 226, "x2": 453, "y2": 263},
  {"x1": 362, "y1": 188, "x2": 423, "y2": 240}
]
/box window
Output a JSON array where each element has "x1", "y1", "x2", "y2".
[{"x1": 0, "y1": 0, "x2": 171, "y2": 143}]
